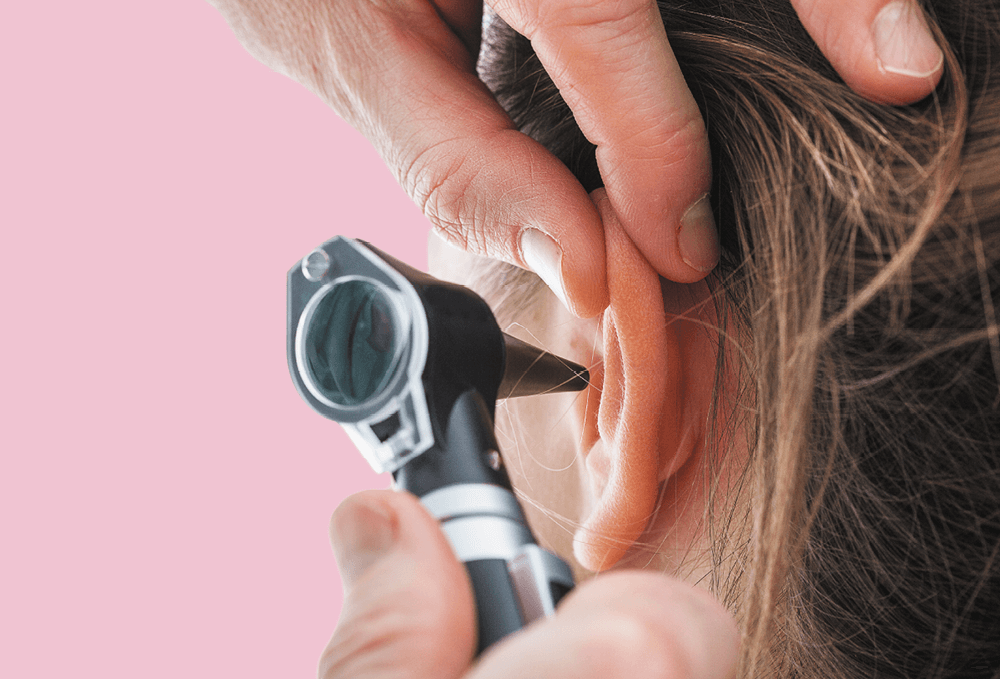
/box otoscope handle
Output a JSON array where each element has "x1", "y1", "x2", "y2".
[
  {"x1": 420, "y1": 484, "x2": 575, "y2": 653},
  {"x1": 394, "y1": 390, "x2": 575, "y2": 654}
]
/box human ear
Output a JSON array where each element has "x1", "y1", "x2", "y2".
[{"x1": 572, "y1": 190, "x2": 719, "y2": 573}]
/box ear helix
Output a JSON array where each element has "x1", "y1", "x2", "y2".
[{"x1": 570, "y1": 190, "x2": 679, "y2": 572}]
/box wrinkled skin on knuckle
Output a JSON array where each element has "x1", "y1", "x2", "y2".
[
  {"x1": 402, "y1": 143, "x2": 491, "y2": 255},
  {"x1": 620, "y1": 110, "x2": 705, "y2": 167},
  {"x1": 416, "y1": 164, "x2": 471, "y2": 242},
  {"x1": 595, "y1": 113, "x2": 707, "y2": 197}
]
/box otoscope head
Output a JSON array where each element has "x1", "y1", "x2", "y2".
[{"x1": 287, "y1": 236, "x2": 589, "y2": 473}]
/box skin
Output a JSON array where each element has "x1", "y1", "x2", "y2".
[
  {"x1": 428, "y1": 231, "x2": 600, "y2": 576},
  {"x1": 207, "y1": 0, "x2": 943, "y2": 673},
  {"x1": 319, "y1": 207, "x2": 746, "y2": 679},
  {"x1": 323, "y1": 490, "x2": 740, "y2": 679},
  {"x1": 427, "y1": 214, "x2": 745, "y2": 581},
  {"x1": 321, "y1": 212, "x2": 745, "y2": 679},
  {"x1": 209, "y1": 0, "x2": 943, "y2": 318}
]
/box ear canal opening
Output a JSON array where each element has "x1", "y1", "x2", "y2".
[{"x1": 497, "y1": 333, "x2": 589, "y2": 400}]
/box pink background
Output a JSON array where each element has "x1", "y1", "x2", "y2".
[{"x1": 2, "y1": 3, "x2": 428, "y2": 677}]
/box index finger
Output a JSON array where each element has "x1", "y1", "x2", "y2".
[{"x1": 492, "y1": 0, "x2": 719, "y2": 282}]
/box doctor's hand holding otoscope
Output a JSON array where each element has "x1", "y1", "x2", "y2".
[
  {"x1": 287, "y1": 237, "x2": 740, "y2": 678},
  {"x1": 321, "y1": 491, "x2": 739, "y2": 679}
]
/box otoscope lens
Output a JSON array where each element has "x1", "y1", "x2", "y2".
[{"x1": 304, "y1": 280, "x2": 402, "y2": 406}]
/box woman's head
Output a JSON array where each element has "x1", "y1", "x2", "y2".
[{"x1": 433, "y1": 0, "x2": 1000, "y2": 676}]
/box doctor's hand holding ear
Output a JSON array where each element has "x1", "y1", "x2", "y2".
[
  {"x1": 211, "y1": 0, "x2": 943, "y2": 317},
  {"x1": 323, "y1": 490, "x2": 740, "y2": 679}
]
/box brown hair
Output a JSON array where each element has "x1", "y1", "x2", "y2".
[{"x1": 478, "y1": 1, "x2": 1000, "y2": 677}]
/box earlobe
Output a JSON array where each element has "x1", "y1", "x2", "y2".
[{"x1": 572, "y1": 191, "x2": 715, "y2": 573}]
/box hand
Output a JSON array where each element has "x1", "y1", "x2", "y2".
[
  {"x1": 322, "y1": 490, "x2": 739, "y2": 679},
  {"x1": 210, "y1": 0, "x2": 943, "y2": 316}
]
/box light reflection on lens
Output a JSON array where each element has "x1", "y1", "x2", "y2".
[{"x1": 305, "y1": 280, "x2": 401, "y2": 406}]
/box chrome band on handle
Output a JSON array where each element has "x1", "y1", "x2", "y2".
[
  {"x1": 421, "y1": 483, "x2": 526, "y2": 523},
  {"x1": 420, "y1": 483, "x2": 574, "y2": 626}
]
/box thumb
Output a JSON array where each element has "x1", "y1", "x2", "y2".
[
  {"x1": 320, "y1": 490, "x2": 476, "y2": 679},
  {"x1": 790, "y1": 0, "x2": 944, "y2": 105}
]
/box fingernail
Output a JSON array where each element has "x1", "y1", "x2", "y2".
[
  {"x1": 520, "y1": 228, "x2": 570, "y2": 309},
  {"x1": 331, "y1": 497, "x2": 397, "y2": 588},
  {"x1": 872, "y1": 1, "x2": 943, "y2": 78},
  {"x1": 678, "y1": 194, "x2": 720, "y2": 273}
]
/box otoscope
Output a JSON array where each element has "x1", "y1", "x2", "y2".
[{"x1": 287, "y1": 236, "x2": 585, "y2": 654}]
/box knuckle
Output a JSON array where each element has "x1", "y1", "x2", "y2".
[
  {"x1": 648, "y1": 113, "x2": 708, "y2": 170},
  {"x1": 601, "y1": 113, "x2": 708, "y2": 186},
  {"x1": 402, "y1": 145, "x2": 491, "y2": 255},
  {"x1": 403, "y1": 145, "x2": 464, "y2": 222}
]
